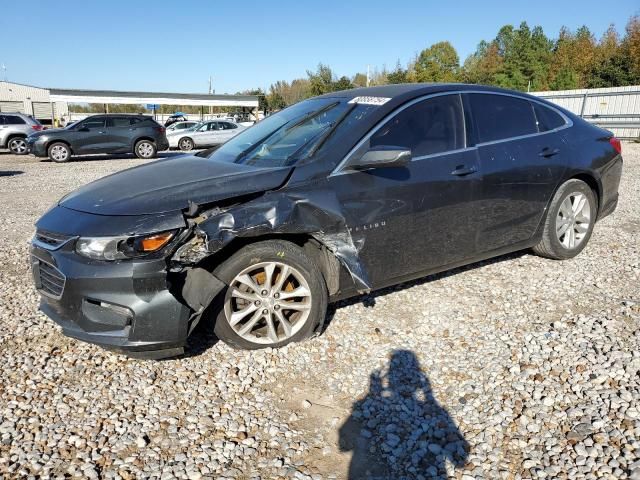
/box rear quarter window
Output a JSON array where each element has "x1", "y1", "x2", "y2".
[
  {"x1": 533, "y1": 103, "x2": 566, "y2": 132},
  {"x1": 4, "y1": 115, "x2": 26, "y2": 125},
  {"x1": 469, "y1": 94, "x2": 537, "y2": 143}
]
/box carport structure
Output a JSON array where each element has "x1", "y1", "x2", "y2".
[{"x1": 48, "y1": 87, "x2": 260, "y2": 122}]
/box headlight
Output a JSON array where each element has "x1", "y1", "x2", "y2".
[{"x1": 75, "y1": 231, "x2": 176, "y2": 260}]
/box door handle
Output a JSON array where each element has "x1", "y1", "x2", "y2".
[
  {"x1": 539, "y1": 147, "x2": 560, "y2": 158},
  {"x1": 451, "y1": 165, "x2": 477, "y2": 176}
]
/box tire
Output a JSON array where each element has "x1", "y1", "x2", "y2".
[
  {"x1": 178, "y1": 137, "x2": 194, "y2": 151},
  {"x1": 8, "y1": 137, "x2": 28, "y2": 155},
  {"x1": 211, "y1": 240, "x2": 328, "y2": 350},
  {"x1": 47, "y1": 142, "x2": 71, "y2": 163},
  {"x1": 134, "y1": 139, "x2": 157, "y2": 159},
  {"x1": 532, "y1": 179, "x2": 597, "y2": 260}
]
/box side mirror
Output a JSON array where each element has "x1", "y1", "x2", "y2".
[
  {"x1": 77, "y1": 126, "x2": 90, "y2": 132},
  {"x1": 349, "y1": 146, "x2": 411, "y2": 170}
]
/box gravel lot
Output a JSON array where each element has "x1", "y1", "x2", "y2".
[{"x1": 0, "y1": 146, "x2": 639, "y2": 480}]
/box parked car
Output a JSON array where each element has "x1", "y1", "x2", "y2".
[
  {"x1": 166, "y1": 121, "x2": 198, "y2": 133},
  {"x1": 26, "y1": 114, "x2": 169, "y2": 162},
  {"x1": 0, "y1": 113, "x2": 44, "y2": 154},
  {"x1": 168, "y1": 120, "x2": 244, "y2": 151},
  {"x1": 30, "y1": 84, "x2": 622, "y2": 358},
  {"x1": 164, "y1": 113, "x2": 188, "y2": 127}
]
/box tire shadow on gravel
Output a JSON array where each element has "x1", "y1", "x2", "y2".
[
  {"x1": 339, "y1": 349, "x2": 470, "y2": 479},
  {"x1": 323, "y1": 250, "x2": 526, "y2": 332}
]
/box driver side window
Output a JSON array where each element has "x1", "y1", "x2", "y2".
[
  {"x1": 369, "y1": 94, "x2": 465, "y2": 158},
  {"x1": 79, "y1": 117, "x2": 105, "y2": 129}
]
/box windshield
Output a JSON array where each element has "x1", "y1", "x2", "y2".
[{"x1": 205, "y1": 98, "x2": 361, "y2": 167}]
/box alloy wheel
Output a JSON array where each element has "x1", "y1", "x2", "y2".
[
  {"x1": 9, "y1": 138, "x2": 27, "y2": 154},
  {"x1": 179, "y1": 138, "x2": 193, "y2": 151},
  {"x1": 556, "y1": 192, "x2": 591, "y2": 249},
  {"x1": 137, "y1": 142, "x2": 154, "y2": 158},
  {"x1": 224, "y1": 261, "x2": 312, "y2": 344},
  {"x1": 50, "y1": 145, "x2": 69, "y2": 162}
]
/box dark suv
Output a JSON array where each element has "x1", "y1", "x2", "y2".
[{"x1": 26, "y1": 114, "x2": 169, "y2": 162}]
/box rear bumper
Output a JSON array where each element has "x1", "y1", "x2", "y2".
[
  {"x1": 31, "y1": 241, "x2": 192, "y2": 358},
  {"x1": 598, "y1": 154, "x2": 623, "y2": 221},
  {"x1": 156, "y1": 139, "x2": 170, "y2": 151}
]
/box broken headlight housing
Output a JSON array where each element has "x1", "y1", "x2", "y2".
[{"x1": 75, "y1": 231, "x2": 176, "y2": 260}]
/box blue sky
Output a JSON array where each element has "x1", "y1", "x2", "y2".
[{"x1": 2, "y1": 0, "x2": 638, "y2": 94}]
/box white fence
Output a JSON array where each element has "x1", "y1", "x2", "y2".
[{"x1": 531, "y1": 85, "x2": 640, "y2": 139}]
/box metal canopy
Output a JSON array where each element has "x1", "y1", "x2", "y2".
[{"x1": 48, "y1": 88, "x2": 259, "y2": 108}]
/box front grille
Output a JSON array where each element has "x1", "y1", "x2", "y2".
[
  {"x1": 34, "y1": 229, "x2": 73, "y2": 249},
  {"x1": 32, "y1": 257, "x2": 66, "y2": 298}
]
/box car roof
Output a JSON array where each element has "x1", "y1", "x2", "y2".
[{"x1": 317, "y1": 82, "x2": 541, "y2": 102}]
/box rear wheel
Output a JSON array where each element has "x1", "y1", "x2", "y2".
[
  {"x1": 178, "y1": 137, "x2": 194, "y2": 151},
  {"x1": 134, "y1": 140, "x2": 157, "y2": 159},
  {"x1": 48, "y1": 142, "x2": 71, "y2": 163},
  {"x1": 211, "y1": 240, "x2": 328, "y2": 350},
  {"x1": 8, "y1": 137, "x2": 27, "y2": 155},
  {"x1": 533, "y1": 179, "x2": 596, "y2": 260}
]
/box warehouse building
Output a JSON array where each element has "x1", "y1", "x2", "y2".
[
  {"x1": 0, "y1": 81, "x2": 260, "y2": 125},
  {"x1": 0, "y1": 81, "x2": 68, "y2": 123}
]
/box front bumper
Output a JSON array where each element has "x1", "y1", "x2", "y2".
[
  {"x1": 31, "y1": 237, "x2": 192, "y2": 358},
  {"x1": 26, "y1": 138, "x2": 48, "y2": 157}
]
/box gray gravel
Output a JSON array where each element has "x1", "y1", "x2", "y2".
[{"x1": 1, "y1": 146, "x2": 639, "y2": 479}]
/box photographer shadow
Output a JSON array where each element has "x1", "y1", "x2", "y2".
[{"x1": 339, "y1": 350, "x2": 470, "y2": 479}]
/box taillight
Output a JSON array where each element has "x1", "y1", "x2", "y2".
[
  {"x1": 609, "y1": 137, "x2": 622, "y2": 154},
  {"x1": 155, "y1": 126, "x2": 165, "y2": 134},
  {"x1": 31, "y1": 125, "x2": 44, "y2": 131}
]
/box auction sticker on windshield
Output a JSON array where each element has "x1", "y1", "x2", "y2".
[{"x1": 348, "y1": 96, "x2": 391, "y2": 105}]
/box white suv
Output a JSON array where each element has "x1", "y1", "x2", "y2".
[{"x1": 0, "y1": 113, "x2": 44, "y2": 154}]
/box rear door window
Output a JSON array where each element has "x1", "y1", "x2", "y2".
[
  {"x1": 468, "y1": 94, "x2": 537, "y2": 143},
  {"x1": 4, "y1": 115, "x2": 26, "y2": 125},
  {"x1": 533, "y1": 103, "x2": 566, "y2": 132},
  {"x1": 108, "y1": 117, "x2": 136, "y2": 127},
  {"x1": 369, "y1": 94, "x2": 465, "y2": 157},
  {"x1": 222, "y1": 122, "x2": 238, "y2": 130}
]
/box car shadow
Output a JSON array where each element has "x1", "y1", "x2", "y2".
[
  {"x1": 0, "y1": 170, "x2": 24, "y2": 177},
  {"x1": 323, "y1": 250, "x2": 526, "y2": 331},
  {"x1": 339, "y1": 349, "x2": 470, "y2": 479}
]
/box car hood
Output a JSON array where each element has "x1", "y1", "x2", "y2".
[
  {"x1": 59, "y1": 155, "x2": 293, "y2": 215},
  {"x1": 28, "y1": 128, "x2": 66, "y2": 139}
]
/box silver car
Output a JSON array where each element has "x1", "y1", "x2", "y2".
[
  {"x1": 0, "y1": 113, "x2": 44, "y2": 154},
  {"x1": 168, "y1": 120, "x2": 245, "y2": 151}
]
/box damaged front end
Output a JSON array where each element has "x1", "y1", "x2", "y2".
[{"x1": 170, "y1": 188, "x2": 372, "y2": 331}]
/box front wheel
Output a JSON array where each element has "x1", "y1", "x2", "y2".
[
  {"x1": 533, "y1": 179, "x2": 597, "y2": 260},
  {"x1": 48, "y1": 142, "x2": 71, "y2": 163},
  {"x1": 134, "y1": 140, "x2": 157, "y2": 159},
  {"x1": 211, "y1": 240, "x2": 328, "y2": 350},
  {"x1": 8, "y1": 137, "x2": 28, "y2": 155}
]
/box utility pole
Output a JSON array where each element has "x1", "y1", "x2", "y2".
[
  {"x1": 1, "y1": 64, "x2": 6, "y2": 82},
  {"x1": 366, "y1": 65, "x2": 370, "y2": 87},
  {"x1": 208, "y1": 76, "x2": 213, "y2": 116}
]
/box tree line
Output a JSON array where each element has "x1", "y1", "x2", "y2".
[{"x1": 246, "y1": 15, "x2": 640, "y2": 112}]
